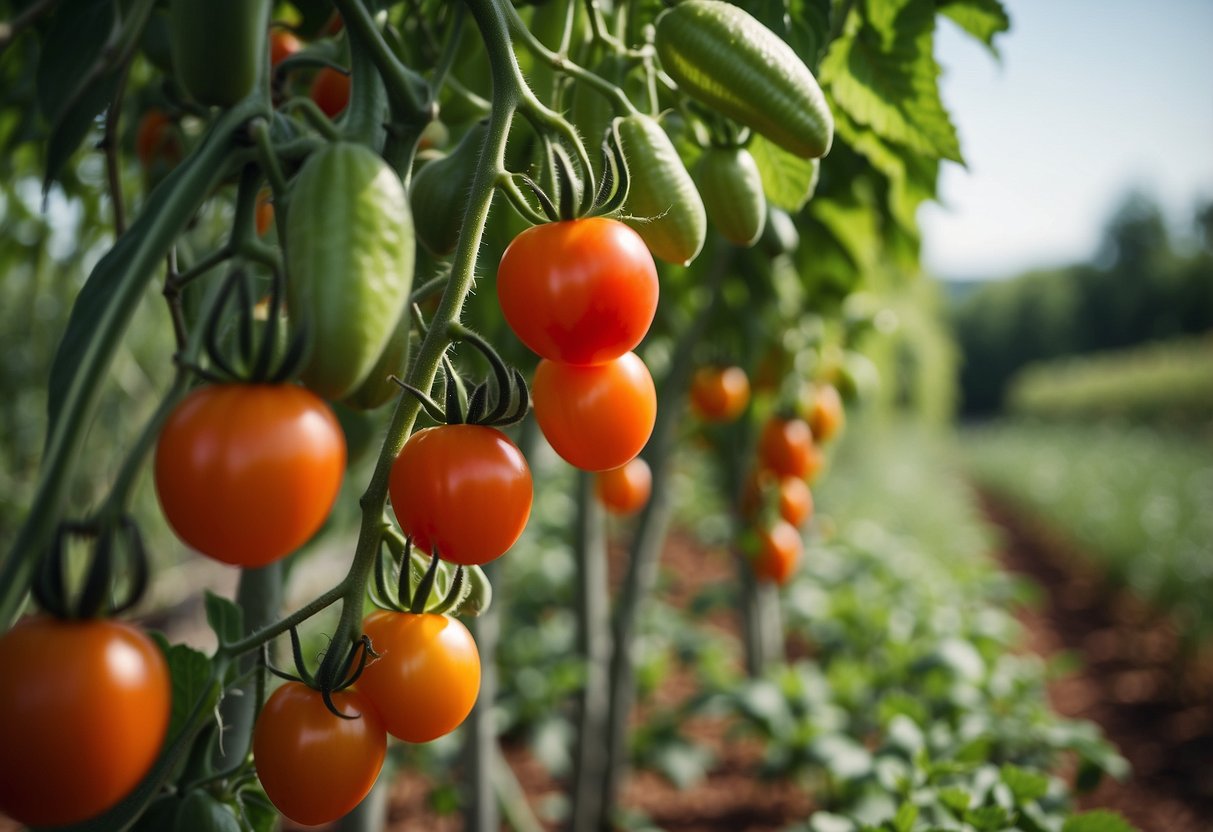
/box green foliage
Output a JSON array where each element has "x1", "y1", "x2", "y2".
[
  {"x1": 963, "y1": 421, "x2": 1213, "y2": 648},
  {"x1": 1007, "y1": 335, "x2": 1213, "y2": 427},
  {"x1": 951, "y1": 193, "x2": 1213, "y2": 415}
]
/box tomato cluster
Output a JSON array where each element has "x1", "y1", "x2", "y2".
[{"x1": 498, "y1": 218, "x2": 660, "y2": 472}]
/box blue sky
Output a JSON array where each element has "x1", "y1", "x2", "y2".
[{"x1": 919, "y1": 0, "x2": 1213, "y2": 280}]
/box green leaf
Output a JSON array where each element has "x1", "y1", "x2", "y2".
[
  {"x1": 809, "y1": 734, "x2": 874, "y2": 781},
  {"x1": 653, "y1": 740, "x2": 713, "y2": 789},
  {"x1": 809, "y1": 813, "x2": 858, "y2": 832},
  {"x1": 965, "y1": 806, "x2": 1010, "y2": 831},
  {"x1": 236, "y1": 789, "x2": 278, "y2": 832},
  {"x1": 938, "y1": 0, "x2": 1011, "y2": 56},
  {"x1": 893, "y1": 803, "x2": 918, "y2": 832},
  {"x1": 937, "y1": 786, "x2": 972, "y2": 817},
  {"x1": 1000, "y1": 764, "x2": 1049, "y2": 804},
  {"x1": 750, "y1": 134, "x2": 821, "y2": 212},
  {"x1": 819, "y1": 0, "x2": 963, "y2": 163},
  {"x1": 154, "y1": 635, "x2": 214, "y2": 747},
  {"x1": 1061, "y1": 811, "x2": 1140, "y2": 832},
  {"x1": 205, "y1": 591, "x2": 245, "y2": 647}
]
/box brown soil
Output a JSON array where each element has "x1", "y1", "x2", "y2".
[{"x1": 979, "y1": 491, "x2": 1213, "y2": 832}]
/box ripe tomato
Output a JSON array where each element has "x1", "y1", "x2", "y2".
[
  {"x1": 532, "y1": 351, "x2": 657, "y2": 472},
  {"x1": 154, "y1": 384, "x2": 346, "y2": 567},
  {"x1": 310, "y1": 66, "x2": 351, "y2": 117},
  {"x1": 255, "y1": 189, "x2": 274, "y2": 236},
  {"x1": 389, "y1": 425, "x2": 532, "y2": 566},
  {"x1": 0, "y1": 617, "x2": 170, "y2": 827},
  {"x1": 253, "y1": 681, "x2": 386, "y2": 826},
  {"x1": 497, "y1": 217, "x2": 659, "y2": 365},
  {"x1": 135, "y1": 109, "x2": 182, "y2": 169},
  {"x1": 358, "y1": 611, "x2": 480, "y2": 743},
  {"x1": 805, "y1": 383, "x2": 845, "y2": 444},
  {"x1": 595, "y1": 457, "x2": 652, "y2": 515},
  {"x1": 757, "y1": 416, "x2": 815, "y2": 478},
  {"x1": 269, "y1": 29, "x2": 301, "y2": 69},
  {"x1": 777, "y1": 476, "x2": 813, "y2": 527},
  {"x1": 752, "y1": 521, "x2": 802, "y2": 585},
  {"x1": 689, "y1": 365, "x2": 750, "y2": 422}
]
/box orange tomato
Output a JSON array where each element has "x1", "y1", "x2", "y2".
[
  {"x1": 134, "y1": 109, "x2": 182, "y2": 169},
  {"x1": 255, "y1": 190, "x2": 274, "y2": 236},
  {"x1": 805, "y1": 383, "x2": 845, "y2": 443},
  {"x1": 753, "y1": 521, "x2": 802, "y2": 585},
  {"x1": 269, "y1": 29, "x2": 301, "y2": 69},
  {"x1": 595, "y1": 457, "x2": 652, "y2": 515},
  {"x1": 309, "y1": 67, "x2": 351, "y2": 118},
  {"x1": 757, "y1": 416, "x2": 815, "y2": 478},
  {"x1": 777, "y1": 476, "x2": 813, "y2": 526},
  {"x1": 689, "y1": 365, "x2": 750, "y2": 422}
]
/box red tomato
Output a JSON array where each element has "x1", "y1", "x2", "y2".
[
  {"x1": 497, "y1": 218, "x2": 659, "y2": 365},
  {"x1": 269, "y1": 29, "x2": 301, "y2": 69},
  {"x1": 753, "y1": 521, "x2": 802, "y2": 585},
  {"x1": 689, "y1": 365, "x2": 750, "y2": 422},
  {"x1": 595, "y1": 457, "x2": 652, "y2": 515},
  {"x1": 358, "y1": 611, "x2": 480, "y2": 743},
  {"x1": 154, "y1": 384, "x2": 346, "y2": 567},
  {"x1": 389, "y1": 425, "x2": 532, "y2": 566},
  {"x1": 253, "y1": 682, "x2": 386, "y2": 826},
  {"x1": 310, "y1": 67, "x2": 351, "y2": 117},
  {"x1": 805, "y1": 383, "x2": 845, "y2": 444},
  {"x1": 0, "y1": 617, "x2": 171, "y2": 827},
  {"x1": 134, "y1": 109, "x2": 182, "y2": 169},
  {"x1": 255, "y1": 190, "x2": 274, "y2": 236},
  {"x1": 777, "y1": 476, "x2": 813, "y2": 527},
  {"x1": 757, "y1": 416, "x2": 815, "y2": 478},
  {"x1": 532, "y1": 351, "x2": 657, "y2": 472}
]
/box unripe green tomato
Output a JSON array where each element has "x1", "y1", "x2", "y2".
[
  {"x1": 410, "y1": 121, "x2": 488, "y2": 257},
  {"x1": 656, "y1": 0, "x2": 833, "y2": 158},
  {"x1": 169, "y1": 0, "x2": 270, "y2": 107},
  {"x1": 617, "y1": 114, "x2": 706, "y2": 266},
  {"x1": 760, "y1": 206, "x2": 800, "y2": 257},
  {"x1": 287, "y1": 142, "x2": 415, "y2": 400},
  {"x1": 695, "y1": 146, "x2": 767, "y2": 247},
  {"x1": 342, "y1": 313, "x2": 412, "y2": 411}
]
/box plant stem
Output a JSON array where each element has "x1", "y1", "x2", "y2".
[
  {"x1": 463, "y1": 560, "x2": 502, "y2": 832},
  {"x1": 570, "y1": 470, "x2": 611, "y2": 832}
]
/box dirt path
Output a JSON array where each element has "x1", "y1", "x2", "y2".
[{"x1": 979, "y1": 492, "x2": 1213, "y2": 832}]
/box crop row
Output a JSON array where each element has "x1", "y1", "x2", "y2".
[{"x1": 963, "y1": 421, "x2": 1213, "y2": 650}]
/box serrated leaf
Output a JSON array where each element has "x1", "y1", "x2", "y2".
[
  {"x1": 819, "y1": 0, "x2": 963, "y2": 163},
  {"x1": 750, "y1": 133, "x2": 820, "y2": 212},
  {"x1": 153, "y1": 635, "x2": 215, "y2": 746},
  {"x1": 205, "y1": 592, "x2": 245, "y2": 647},
  {"x1": 1061, "y1": 811, "x2": 1139, "y2": 832},
  {"x1": 938, "y1": 0, "x2": 1011, "y2": 55},
  {"x1": 1000, "y1": 764, "x2": 1049, "y2": 804}
]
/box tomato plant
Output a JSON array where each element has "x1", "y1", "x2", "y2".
[
  {"x1": 389, "y1": 425, "x2": 532, "y2": 565},
  {"x1": 778, "y1": 476, "x2": 813, "y2": 527},
  {"x1": 752, "y1": 520, "x2": 803, "y2": 585},
  {"x1": 253, "y1": 681, "x2": 386, "y2": 826},
  {"x1": 805, "y1": 383, "x2": 846, "y2": 443},
  {"x1": 596, "y1": 457, "x2": 652, "y2": 515},
  {"x1": 310, "y1": 66, "x2": 352, "y2": 118},
  {"x1": 359, "y1": 611, "x2": 481, "y2": 743},
  {"x1": 690, "y1": 365, "x2": 751, "y2": 422},
  {"x1": 154, "y1": 384, "x2": 346, "y2": 567},
  {"x1": 497, "y1": 218, "x2": 659, "y2": 365},
  {"x1": 532, "y1": 351, "x2": 657, "y2": 472},
  {"x1": 757, "y1": 416, "x2": 815, "y2": 479},
  {"x1": 0, "y1": 617, "x2": 170, "y2": 827}
]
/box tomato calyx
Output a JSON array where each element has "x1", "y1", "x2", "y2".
[
  {"x1": 368, "y1": 532, "x2": 490, "y2": 618},
  {"x1": 32, "y1": 516, "x2": 148, "y2": 620},
  {"x1": 267, "y1": 627, "x2": 378, "y2": 720},
  {"x1": 501, "y1": 119, "x2": 631, "y2": 225},
  {"x1": 179, "y1": 266, "x2": 307, "y2": 386},
  {"x1": 396, "y1": 323, "x2": 530, "y2": 428}
]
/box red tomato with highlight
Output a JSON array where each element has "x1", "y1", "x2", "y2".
[
  {"x1": 753, "y1": 521, "x2": 802, "y2": 585},
  {"x1": 389, "y1": 425, "x2": 532, "y2": 566},
  {"x1": 135, "y1": 109, "x2": 182, "y2": 169},
  {"x1": 757, "y1": 416, "x2": 815, "y2": 479},
  {"x1": 310, "y1": 67, "x2": 351, "y2": 117},
  {"x1": 154, "y1": 384, "x2": 346, "y2": 567},
  {"x1": 359, "y1": 611, "x2": 481, "y2": 743},
  {"x1": 269, "y1": 29, "x2": 301, "y2": 68},
  {"x1": 0, "y1": 618, "x2": 171, "y2": 827},
  {"x1": 595, "y1": 457, "x2": 652, "y2": 515},
  {"x1": 532, "y1": 351, "x2": 657, "y2": 472},
  {"x1": 805, "y1": 383, "x2": 845, "y2": 444},
  {"x1": 253, "y1": 682, "x2": 386, "y2": 826},
  {"x1": 497, "y1": 218, "x2": 659, "y2": 365},
  {"x1": 689, "y1": 365, "x2": 750, "y2": 422}
]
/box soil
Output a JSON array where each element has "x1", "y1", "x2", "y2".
[{"x1": 979, "y1": 491, "x2": 1213, "y2": 832}]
